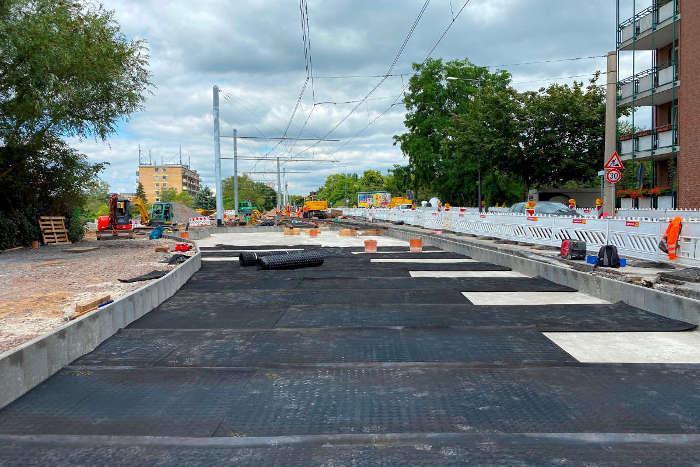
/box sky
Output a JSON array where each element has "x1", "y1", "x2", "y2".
[{"x1": 70, "y1": 0, "x2": 642, "y2": 196}]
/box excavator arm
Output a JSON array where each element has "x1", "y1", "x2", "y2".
[{"x1": 133, "y1": 198, "x2": 150, "y2": 225}]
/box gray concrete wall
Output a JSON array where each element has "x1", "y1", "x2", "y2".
[
  {"x1": 385, "y1": 228, "x2": 700, "y2": 325},
  {"x1": 0, "y1": 252, "x2": 201, "y2": 410}
]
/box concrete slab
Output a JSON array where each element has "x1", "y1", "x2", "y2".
[
  {"x1": 462, "y1": 292, "x2": 610, "y2": 305},
  {"x1": 201, "y1": 257, "x2": 239, "y2": 262},
  {"x1": 545, "y1": 331, "x2": 700, "y2": 363},
  {"x1": 371, "y1": 258, "x2": 476, "y2": 264},
  {"x1": 410, "y1": 271, "x2": 528, "y2": 278}
]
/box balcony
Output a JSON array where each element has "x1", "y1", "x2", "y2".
[
  {"x1": 617, "y1": 64, "x2": 678, "y2": 107},
  {"x1": 618, "y1": 125, "x2": 678, "y2": 160},
  {"x1": 618, "y1": 0, "x2": 679, "y2": 51}
]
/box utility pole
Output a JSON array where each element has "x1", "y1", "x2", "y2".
[
  {"x1": 276, "y1": 157, "x2": 282, "y2": 209},
  {"x1": 603, "y1": 51, "x2": 617, "y2": 215},
  {"x1": 213, "y1": 85, "x2": 223, "y2": 225},
  {"x1": 233, "y1": 128, "x2": 239, "y2": 214},
  {"x1": 179, "y1": 144, "x2": 182, "y2": 165},
  {"x1": 284, "y1": 168, "x2": 288, "y2": 206}
]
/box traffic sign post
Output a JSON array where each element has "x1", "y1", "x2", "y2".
[
  {"x1": 605, "y1": 168, "x2": 622, "y2": 184},
  {"x1": 604, "y1": 151, "x2": 624, "y2": 170}
]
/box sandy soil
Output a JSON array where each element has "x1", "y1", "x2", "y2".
[{"x1": 0, "y1": 238, "x2": 188, "y2": 353}]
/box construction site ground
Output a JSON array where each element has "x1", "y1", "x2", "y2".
[
  {"x1": 0, "y1": 238, "x2": 181, "y2": 354},
  {"x1": 1, "y1": 229, "x2": 700, "y2": 464}
]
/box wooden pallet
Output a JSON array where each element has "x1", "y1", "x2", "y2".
[{"x1": 38, "y1": 216, "x2": 71, "y2": 245}]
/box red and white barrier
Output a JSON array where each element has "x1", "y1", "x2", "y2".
[{"x1": 188, "y1": 216, "x2": 211, "y2": 227}]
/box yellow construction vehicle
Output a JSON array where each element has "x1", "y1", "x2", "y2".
[
  {"x1": 133, "y1": 198, "x2": 150, "y2": 225},
  {"x1": 302, "y1": 196, "x2": 329, "y2": 219},
  {"x1": 389, "y1": 197, "x2": 414, "y2": 208}
]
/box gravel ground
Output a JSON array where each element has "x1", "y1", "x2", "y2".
[{"x1": 0, "y1": 238, "x2": 187, "y2": 354}]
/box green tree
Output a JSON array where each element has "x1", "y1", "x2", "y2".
[
  {"x1": 135, "y1": 181, "x2": 147, "y2": 203},
  {"x1": 383, "y1": 165, "x2": 414, "y2": 197},
  {"x1": 511, "y1": 76, "x2": 606, "y2": 196},
  {"x1": 83, "y1": 180, "x2": 111, "y2": 219},
  {"x1": 222, "y1": 175, "x2": 277, "y2": 211},
  {"x1": 192, "y1": 186, "x2": 215, "y2": 210},
  {"x1": 0, "y1": 137, "x2": 106, "y2": 247},
  {"x1": 359, "y1": 170, "x2": 385, "y2": 191},
  {"x1": 317, "y1": 173, "x2": 360, "y2": 206},
  {"x1": 160, "y1": 188, "x2": 193, "y2": 207},
  {"x1": 0, "y1": 0, "x2": 150, "y2": 247},
  {"x1": 0, "y1": 0, "x2": 151, "y2": 146}
]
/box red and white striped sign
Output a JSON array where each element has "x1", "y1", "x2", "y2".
[{"x1": 188, "y1": 216, "x2": 211, "y2": 227}]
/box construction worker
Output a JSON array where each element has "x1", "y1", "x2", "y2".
[{"x1": 662, "y1": 216, "x2": 683, "y2": 261}]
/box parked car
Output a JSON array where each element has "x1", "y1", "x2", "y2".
[{"x1": 509, "y1": 201, "x2": 580, "y2": 216}]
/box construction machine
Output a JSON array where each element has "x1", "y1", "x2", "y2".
[
  {"x1": 149, "y1": 201, "x2": 176, "y2": 226},
  {"x1": 97, "y1": 193, "x2": 134, "y2": 240},
  {"x1": 239, "y1": 200, "x2": 257, "y2": 216},
  {"x1": 131, "y1": 198, "x2": 177, "y2": 227},
  {"x1": 302, "y1": 196, "x2": 329, "y2": 219}
]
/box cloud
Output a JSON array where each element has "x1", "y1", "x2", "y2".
[{"x1": 73, "y1": 0, "x2": 617, "y2": 195}]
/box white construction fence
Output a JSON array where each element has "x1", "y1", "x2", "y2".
[{"x1": 343, "y1": 207, "x2": 700, "y2": 266}]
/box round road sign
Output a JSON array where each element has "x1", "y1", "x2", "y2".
[{"x1": 605, "y1": 168, "x2": 622, "y2": 184}]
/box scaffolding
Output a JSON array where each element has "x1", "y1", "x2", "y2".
[{"x1": 616, "y1": 0, "x2": 679, "y2": 209}]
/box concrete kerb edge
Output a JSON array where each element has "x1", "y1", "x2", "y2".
[
  {"x1": 382, "y1": 226, "x2": 700, "y2": 325},
  {"x1": 0, "y1": 250, "x2": 202, "y2": 410}
]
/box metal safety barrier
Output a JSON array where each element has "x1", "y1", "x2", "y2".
[{"x1": 342, "y1": 207, "x2": 700, "y2": 265}]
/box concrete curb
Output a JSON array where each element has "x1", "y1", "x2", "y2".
[
  {"x1": 383, "y1": 227, "x2": 700, "y2": 325},
  {"x1": 0, "y1": 251, "x2": 201, "y2": 410}
]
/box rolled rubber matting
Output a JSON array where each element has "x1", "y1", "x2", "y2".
[{"x1": 2, "y1": 366, "x2": 700, "y2": 437}]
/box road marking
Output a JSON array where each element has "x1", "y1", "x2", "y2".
[
  {"x1": 544, "y1": 331, "x2": 700, "y2": 363},
  {"x1": 462, "y1": 292, "x2": 609, "y2": 305},
  {"x1": 371, "y1": 258, "x2": 476, "y2": 263},
  {"x1": 410, "y1": 270, "x2": 528, "y2": 278}
]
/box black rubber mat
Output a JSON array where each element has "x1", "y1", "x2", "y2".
[
  {"x1": 2, "y1": 366, "x2": 700, "y2": 437},
  {"x1": 200, "y1": 244, "x2": 322, "y2": 250},
  {"x1": 277, "y1": 302, "x2": 696, "y2": 332},
  {"x1": 199, "y1": 258, "x2": 508, "y2": 272},
  {"x1": 3, "y1": 433, "x2": 700, "y2": 466},
  {"x1": 179, "y1": 276, "x2": 574, "y2": 292},
  {"x1": 129, "y1": 300, "x2": 694, "y2": 332},
  {"x1": 150, "y1": 289, "x2": 497, "y2": 307},
  {"x1": 73, "y1": 327, "x2": 576, "y2": 368}
]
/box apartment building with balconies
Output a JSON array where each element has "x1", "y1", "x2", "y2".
[
  {"x1": 617, "y1": 0, "x2": 700, "y2": 208},
  {"x1": 137, "y1": 163, "x2": 201, "y2": 203}
]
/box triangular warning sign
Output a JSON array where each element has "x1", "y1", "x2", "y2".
[{"x1": 604, "y1": 151, "x2": 624, "y2": 170}]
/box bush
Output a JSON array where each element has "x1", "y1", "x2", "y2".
[
  {"x1": 0, "y1": 210, "x2": 41, "y2": 250},
  {"x1": 66, "y1": 207, "x2": 90, "y2": 243}
]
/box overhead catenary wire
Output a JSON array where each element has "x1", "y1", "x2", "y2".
[
  {"x1": 326, "y1": 0, "x2": 476, "y2": 158},
  {"x1": 286, "y1": 0, "x2": 432, "y2": 160}
]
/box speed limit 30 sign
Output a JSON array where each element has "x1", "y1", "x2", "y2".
[{"x1": 605, "y1": 168, "x2": 622, "y2": 184}]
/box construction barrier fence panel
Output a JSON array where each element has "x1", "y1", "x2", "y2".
[{"x1": 343, "y1": 208, "x2": 700, "y2": 266}]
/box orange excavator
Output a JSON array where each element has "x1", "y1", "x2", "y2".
[{"x1": 97, "y1": 193, "x2": 134, "y2": 240}]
